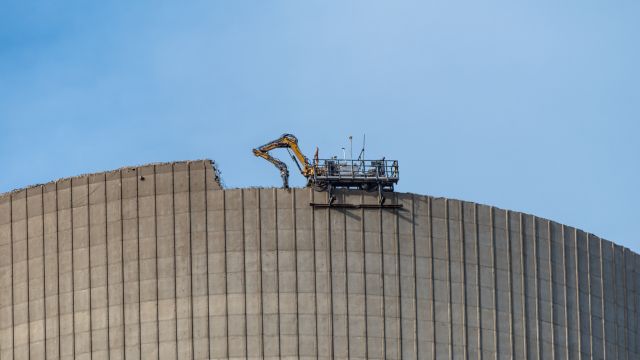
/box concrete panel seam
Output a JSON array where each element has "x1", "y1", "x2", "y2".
[
  {"x1": 507, "y1": 211, "x2": 515, "y2": 359},
  {"x1": 71, "y1": 179, "x2": 76, "y2": 359},
  {"x1": 40, "y1": 187, "x2": 47, "y2": 360},
  {"x1": 87, "y1": 175, "x2": 93, "y2": 358},
  {"x1": 379, "y1": 205, "x2": 387, "y2": 358},
  {"x1": 397, "y1": 194, "x2": 403, "y2": 358},
  {"x1": 573, "y1": 228, "x2": 582, "y2": 360},
  {"x1": 312, "y1": 189, "x2": 319, "y2": 360},
  {"x1": 137, "y1": 167, "x2": 142, "y2": 358},
  {"x1": 242, "y1": 189, "x2": 248, "y2": 358},
  {"x1": 491, "y1": 206, "x2": 498, "y2": 360},
  {"x1": 547, "y1": 220, "x2": 555, "y2": 360},
  {"x1": 585, "y1": 235, "x2": 593, "y2": 357},
  {"x1": 292, "y1": 189, "x2": 299, "y2": 359},
  {"x1": 10, "y1": 192, "x2": 14, "y2": 360},
  {"x1": 154, "y1": 165, "x2": 160, "y2": 360},
  {"x1": 120, "y1": 170, "x2": 126, "y2": 359},
  {"x1": 188, "y1": 165, "x2": 194, "y2": 360},
  {"x1": 411, "y1": 195, "x2": 419, "y2": 359},
  {"x1": 203, "y1": 165, "x2": 211, "y2": 360},
  {"x1": 446, "y1": 199, "x2": 453, "y2": 358},
  {"x1": 599, "y1": 236, "x2": 606, "y2": 359},
  {"x1": 56, "y1": 182, "x2": 62, "y2": 359}
]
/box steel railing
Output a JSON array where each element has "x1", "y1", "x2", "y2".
[{"x1": 313, "y1": 159, "x2": 399, "y2": 181}]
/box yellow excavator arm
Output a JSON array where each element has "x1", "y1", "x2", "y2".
[
  {"x1": 252, "y1": 133, "x2": 315, "y2": 188},
  {"x1": 253, "y1": 133, "x2": 399, "y2": 204}
]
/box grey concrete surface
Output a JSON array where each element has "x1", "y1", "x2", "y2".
[{"x1": 0, "y1": 159, "x2": 638, "y2": 359}]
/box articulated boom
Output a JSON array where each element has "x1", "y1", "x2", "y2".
[{"x1": 252, "y1": 133, "x2": 315, "y2": 188}]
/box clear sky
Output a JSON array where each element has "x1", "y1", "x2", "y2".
[{"x1": 1, "y1": 1, "x2": 638, "y2": 251}]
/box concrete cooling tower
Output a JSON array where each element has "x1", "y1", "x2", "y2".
[{"x1": 0, "y1": 159, "x2": 638, "y2": 359}]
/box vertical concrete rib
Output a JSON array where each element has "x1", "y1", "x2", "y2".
[
  {"x1": 599, "y1": 237, "x2": 606, "y2": 359},
  {"x1": 187, "y1": 165, "x2": 194, "y2": 360},
  {"x1": 137, "y1": 169, "x2": 142, "y2": 359},
  {"x1": 574, "y1": 228, "x2": 582, "y2": 360},
  {"x1": 621, "y1": 248, "x2": 629, "y2": 359},
  {"x1": 98, "y1": 176, "x2": 112, "y2": 359},
  {"x1": 70, "y1": 182, "x2": 75, "y2": 360},
  {"x1": 491, "y1": 207, "x2": 498, "y2": 360},
  {"x1": 618, "y1": 247, "x2": 624, "y2": 359},
  {"x1": 343, "y1": 199, "x2": 350, "y2": 358},
  {"x1": 223, "y1": 189, "x2": 229, "y2": 358},
  {"x1": 586, "y1": 231, "x2": 593, "y2": 358},
  {"x1": 460, "y1": 202, "x2": 469, "y2": 359},
  {"x1": 396, "y1": 195, "x2": 404, "y2": 359},
  {"x1": 379, "y1": 205, "x2": 387, "y2": 358},
  {"x1": 545, "y1": 221, "x2": 553, "y2": 358},
  {"x1": 362, "y1": 193, "x2": 369, "y2": 360},
  {"x1": 203, "y1": 166, "x2": 210, "y2": 360},
  {"x1": 41, "y1": 187, "x2": 47, "y2": 360},
  {"x1": 274, "y1": 189, "x2": 281, "y2": 358},
  {"x1": 312, "y1": 190, "x2": 319, "y2": 360},
  {"x1": 519, "y1": 213, "x2": 528, "y2": 359},
  {"x1": 105, "y1": 173, "x2": 111, "y2": 360},
  {"x1": 360, "y1": 197, "x2": 369, "y2": 359},
  {"x1": 257, "y1": 189, "x2": 264, "y2": 359},
  {"x1": 292, "y1": 190, "x2": 299, "y2": 359},
  {"x1": 446, "y1": 200, "x2": 453, "y2": 359},
  {"x1": 547, "y1": 221, "x2": 555, "y2": 360},
  {"x1": 533, "y1": 217, "x2": 541, "y2": 360},
  {"x1": 507, "y1": 211, "x2": 515, "y2": 359},
  {"x1": 172, "y1": 164, "x2": 179, "y2": 360},
  {"x1": 429, "y1": 198, "x2": 436, "y2": 359},
  {"x1": 154, "y1": 166, "x2": 159, "y2": 360},
  {"x1": 411, "y1": 195, "x2": 419, "y2": 359},
  {"x1": 88, "y1": 175, "x2": 93, "y2": 359},
  {"x1": 505, "y1": 210, "x2": 514, "y2": 358},
  {"x1": 328, "y1": 198, "x2": 335, "y2": 360},
  {"x1": 561, "y1": 225, "x2": 570, "y2": 360},
  {"x1": 120, "y1": 171, "x2": 125, "y2": 360}
]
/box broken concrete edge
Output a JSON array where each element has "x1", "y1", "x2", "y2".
[
  {"x1": 0, "y1": 161, "x2": 632, "y2": 257},
  {"x1": 0, "y1": 159, "x2": 223, "y2": 201}
]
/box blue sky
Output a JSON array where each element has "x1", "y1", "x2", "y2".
[{"x1": 1, "y1": 1, "x2": 638, "y2": 251}]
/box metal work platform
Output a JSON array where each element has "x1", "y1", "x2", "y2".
[{"x1": 311, "y1": 158, "x2": 399, "y2": 204}]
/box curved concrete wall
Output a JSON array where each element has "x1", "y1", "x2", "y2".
[{"x1": 0, "y1": 160, "x2": 638, "y2": 359}]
